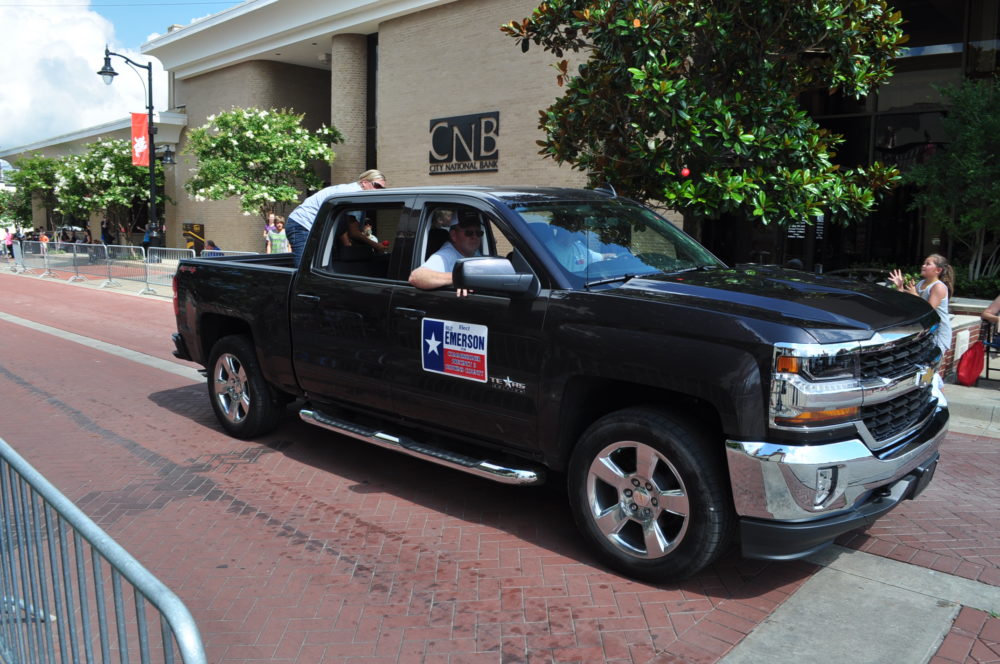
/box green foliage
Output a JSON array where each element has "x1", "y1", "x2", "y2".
[
  {"x1": 904, "y1": 79, "x2": 1000, "y2": 281},
  {"x1": 955, "y1": 272, "x2": 1000, "y2": 300},
  {"x1": 7, "y1": 154, "x2": 60, "y2": 228},
  {"x1": 184, "y1": 107, "x2": 342, "y2": 220},
  {"x1": 502, "y1": 0, "x2": 905, "y2": 225},
  {"x1": 53, "y1": 138, "x2": 164, "y2": 238},
  {"x1": 0, "y1": 187, "x2": 32, "y2": 228}
]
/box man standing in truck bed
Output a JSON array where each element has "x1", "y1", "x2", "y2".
[{"x1": 284, "y1": 169, "x2": 387, "y2": 266}]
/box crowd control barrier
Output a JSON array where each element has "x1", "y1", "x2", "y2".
[
  {"x1": 18, "y1": 241, "x2": 50, "y2": 277},
  {"x1": 8, "y1": 242, "x2": 26, "y2": 273},
  {"x1": 199, "y1": 250, "x2": 256, "y2": 258},
  {"x1": 46, "y1": 243, "x2": 85, "y2": 281},
  {"x1": 143, "y1": 248, "x2": 196, "y2": 295},
  {"x1": 11, "y1": 241, "x2": 258, "y2": 295},
  {"x1": 104, "y1": 245, "x2": 147, "y2": 290},
  {"x1": 0, "y1": 437, "x2": 206, "y2": 664}
]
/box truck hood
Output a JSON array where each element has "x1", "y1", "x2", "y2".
[{"x1": 616, "y1": 266, "x2": 935, "y2": 342}]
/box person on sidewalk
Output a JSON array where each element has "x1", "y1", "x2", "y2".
[
  {"x1": 982, "y1": 295, "x2": 1000, "y2": 351},
  {"x1": 284, "y1": 169, "x2": 388, "y2": 267},
  {"x1": 3, "y1": 228, "x2": 13, "y2": 259},
  {"x1": 889, "y1": 254, "x2": 954, "y2": 354},
  {"x1": 265, "y1": 219, "x2": 289, "y2": 254}
]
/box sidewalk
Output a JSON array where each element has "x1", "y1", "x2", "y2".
[{"x1": 944, "y1": 379, "x2": 1000, "y2": 437}]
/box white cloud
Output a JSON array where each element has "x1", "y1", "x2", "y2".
[{"x1": 0, "y1": 1, "x2": 168, "y2": 153}]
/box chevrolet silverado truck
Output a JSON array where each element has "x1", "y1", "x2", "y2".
[{"x1": 172, "y1": 186, "x2": 947, "y2": 582}]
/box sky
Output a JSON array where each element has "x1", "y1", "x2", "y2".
[{"x1": 0, "y1": 0, "x2": 244, "y2": 161}]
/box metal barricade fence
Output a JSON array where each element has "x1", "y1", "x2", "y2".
[
  {"x1": 46, "y1": 243, "x2": 80, "y2": 280},
  {"x1": 143, "y1": 248, "x2": 196, "y2": 295},
  {"x1": 73, "y1": 244, "x2": 110, "y2": 283},
  {"x1": 10, "y1": 242, "x2": 26, "y2": 273},
  {"x1": 199, "y1": 251, "x2": 256, "y2": 258},
  {"x1": 18, "y1": 241, "x2": 47, "y2": 276},
  {"x1": 11, "y1": 242, "x2": 258, "y2": 295},
  {"x1": 0, "y1": 438, "x2": 206, "y2": 664},
  {"x1": 104, "y1": 245, "x2": 148, "y2": 290}
]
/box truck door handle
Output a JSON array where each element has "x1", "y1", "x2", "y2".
[
  {"x1": 296, "y1": 293, "x2": 321, "y2": 302},
  {"x1": 393, "y1": 307, "x2": 425, "y2": 320}
]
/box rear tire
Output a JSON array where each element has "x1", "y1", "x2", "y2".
[
  {"x1": 568, "y1": 407, "x2": 733, "y2": 582},
  {"x1": 207, "y1": 335, "x2": 283, "y2": 439}
]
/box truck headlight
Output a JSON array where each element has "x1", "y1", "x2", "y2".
[
  {"x1": 775, "y1": 352, "x2": 858, "y2": 382},
  {"x1": 771, "y1": 344, "x2": 862, "y2": 428}
]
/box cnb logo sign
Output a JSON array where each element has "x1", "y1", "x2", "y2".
[{"x1": 429, "y1": 112, "x2": 499, "y2": 175}]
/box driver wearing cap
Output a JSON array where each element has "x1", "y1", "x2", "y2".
[{"x1": 408, "y1": 215, "x2": 484, "y2": 296}]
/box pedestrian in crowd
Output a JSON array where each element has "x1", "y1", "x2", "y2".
[
  {"x1": 39, "y1": 230, "x2": 49, "y2": 255},
  {"x1": 981, "y1": 295, "x2": 1000, "y2": 351},
  {"x1": 204, "y1": 240, "x2": 222, "y2": 256},
  {"x1": 3, "y1": 228, "x2": 14, "y2": 258},
  {"x1": 100, "y1": 219, "x2": 115, "y2": 244},
  {"x1": 284, "y1": 169, "x2": 388, "y2": 266},
  {"x1": 262, "y1": 211, "x2": 278, "y2": 243},
  {"x1": 266, "y1": 219, "x2": 289, "y2": 254},
  {"x1": 889, "y1": 253, "x2": 954, "y2": 353},
  {"x1": 982, "y1": 295, "x2": 1000, "y2": 327}
]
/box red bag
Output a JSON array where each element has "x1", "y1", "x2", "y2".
[{"x1": 957, "y1": 344, "x2": 985, "y2": 386}]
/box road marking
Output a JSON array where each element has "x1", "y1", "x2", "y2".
[{"x1": 0, "y1": 311, "x2": 203, "y2": 382}]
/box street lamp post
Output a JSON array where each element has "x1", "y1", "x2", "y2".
[{"x1": 97, "y1": 46, "x2": 162, "y2": 246}]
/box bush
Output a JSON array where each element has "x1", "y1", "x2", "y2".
[{"x1": 955, "y1": 272, "x2": 1000, "y2": 299}]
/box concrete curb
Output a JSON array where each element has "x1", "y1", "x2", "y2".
[
  {"x1": 721, "y1": 546, "x2": 1000, "y2": 664},
  {"x1": 942, "y1": 381, "x2": 1000, "y2": 436}
]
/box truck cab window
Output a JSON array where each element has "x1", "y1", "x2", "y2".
[{"x1": 315, "y1": 204, "x2": 402, "y2": 278}]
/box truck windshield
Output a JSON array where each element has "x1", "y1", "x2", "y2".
[{"x1": 512, "y1": 198, "x2": 724, "y2": 287}]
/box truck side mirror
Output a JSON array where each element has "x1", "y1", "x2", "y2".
[{"x1": 453, "y1": 257, "x2": 539, "y2": 298}]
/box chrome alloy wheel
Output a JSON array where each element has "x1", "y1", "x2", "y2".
[
  {"x1": 586, "y1": 440, "x2": 690, "y2": 559},
  {"x1": 212, "y1": 352, "x2": 251, "y2": 425}
]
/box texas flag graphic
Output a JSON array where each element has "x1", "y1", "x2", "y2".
[{"x1": 421, "y1": 318, "x2": 488, "y2": 383}]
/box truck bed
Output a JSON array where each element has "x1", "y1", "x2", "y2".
[{"x1": 174, "y1": 253, "x2": 298, "y2": 392}]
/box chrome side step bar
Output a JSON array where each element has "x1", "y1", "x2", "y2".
[{"x1": 299, "y1": 409, "x2": 546, "y2": 486}]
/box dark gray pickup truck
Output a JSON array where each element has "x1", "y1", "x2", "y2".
[{"x1": 172, "y1": 186, "x2": 947, "y2": 581}]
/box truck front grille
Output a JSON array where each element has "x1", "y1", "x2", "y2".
[
  {"x1": 860, "y1": 333, "x2": 937, "y2": 380},
  {"x1": 861, "y1": 388, "x2": 936, "y2": 444}
]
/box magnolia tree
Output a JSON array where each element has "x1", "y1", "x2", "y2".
[
  {"x1": 503, "y1": 0, "x2": 906, "y2": 226},
  {"x1": 54, "y1": 138, "x2": 165, "y2": 241},
  {"x1": 905, "y1": 79, "x2": 1000, "y2": 280},
  {"x1": 7, "y1": 154, "x2": 60, "y2": 230},
  {"x1": 0, "y1": 187, "x2": 32, "y2": 230},
  {"x1": 184, "y1": 107, "x2": 342, "y2": 221}
]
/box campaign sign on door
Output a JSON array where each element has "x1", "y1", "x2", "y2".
[{"x1": 422, "y1": 318, "x2": 488, "y2": 383}]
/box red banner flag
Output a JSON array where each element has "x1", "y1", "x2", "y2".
[{"x1": 131, "y1": 112, "x2": 149, "y2": 166}]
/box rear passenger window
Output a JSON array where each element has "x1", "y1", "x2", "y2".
[{"x1": 314, "y1": 204, "x2": 403, "y2": 278}]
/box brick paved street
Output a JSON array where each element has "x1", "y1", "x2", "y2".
[{"x1": 1, "y1": 269, "x2": 998, "y2": 663}]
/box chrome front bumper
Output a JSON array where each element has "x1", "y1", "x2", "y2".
[
  {"x1": 726, "y1": 404, "x2": 946, "y2": 560},
  {"x1": 726, "y1": 404, "x2": 947, "y2": 523}
]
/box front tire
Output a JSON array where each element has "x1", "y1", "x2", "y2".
[
  {"x1": 207, "y1": 335, "x2": 283, "y2": 439},
  {"x1": 568, "y1": 407, "x2": 733, "y2": 582}
]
